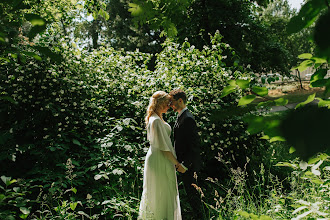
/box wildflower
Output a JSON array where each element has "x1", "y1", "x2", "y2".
[{"x1": 86, "y1": 194, "x2": 92, "y2": 200}]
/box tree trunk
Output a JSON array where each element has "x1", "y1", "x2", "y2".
[
  {"x1": 297, "y1": 70, "x2": 304, "y2": 90},
  {"x1": 91, "y1": 19, "x2": 99, "y2": 49}
]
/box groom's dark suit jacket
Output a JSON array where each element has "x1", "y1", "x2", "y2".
[{"x1": 174, "y1": 109, "x2": 201, "y2": 172}]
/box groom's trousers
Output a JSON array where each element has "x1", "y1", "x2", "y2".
[{"x1": 179, "y1": 169, "x2": 203, "y2": 219}]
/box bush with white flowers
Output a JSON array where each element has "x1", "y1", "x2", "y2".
[{"x1": 0, "y1": 32, "x2": 273, "y2": 218}]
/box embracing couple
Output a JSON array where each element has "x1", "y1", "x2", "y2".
[{"x1": 138, "y1": 89, "x2": 202, "y2": 220}]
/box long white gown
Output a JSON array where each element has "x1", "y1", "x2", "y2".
[{"x1": 138, "y1": 114, "x2": 182, "y2": 220}]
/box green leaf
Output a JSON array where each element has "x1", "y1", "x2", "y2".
[
  {"x1": 260, "y1": 135, "x2": 270, "y2": 140},
  {"x1": 311, "y1": 57, "x2": 327, "y2": 64},
  {"x1": 295, "y1": 93, "x2": 316, "y2": 109},
  {"x1": 308, "y1": 156, "x2": 321, "y2": 164},
  {"x1": 20, "y1": 207, "x2": 30, "y2": 215},
  {"x1": 70, "y1": 202, "x2": 78, "y2": 211},
  {"x1": 310, "y1": 69, "x2": 327, "y2": 83},
  {"x1": 19, "y1": 214, "x2": 29, "y2": 219},
  {"x1": 166, "y1": 23, "x2": 178, "y2": 37},
  {"x1": 1, "y1": 176, "x2": 9, "y2": 185},
  {"x1": 182, "y1": 41, "x2": 190, "y2": 49},
  {"x1": 236, "y1": 211, "x2": 250, "y2": 218},
  {"x1": 287, "y1": 0, "x2": 326, "y2": 34},
  {"x1": 257, "y1": 101, "x2": 274, "y2": 107},
  {"x1": 311, "y1": 79, "x2": 328, "y2": 87},
  {"x1": 274, "y1": 98, "x2": 288, "y2": 106},
  {"x1": 298, "y1": 59, "x2": 313, "y2": 72},
  {"x1": 267, "y1": 77, "x2": 275, "y2": 83},
  {"x1": 270, "y1": 136, "x2": 286, "y2": 143},
  {"x1": 1, "y1": 176, "x2": 14, "y2": 186},
  {"x1": 98, "y1": 9, "x2": 109, "y2": 20},
  {"x1": 313, "y1": 11, "x2": 330, "y2": 57},
  {"x1": 298, "y1": 53, "x2": 313, "y2": 59},
  {"x1": 72, "y1": 139, "x2": 81, "y2": 146},
  {"x1": 34, "y1": 46, "x2": 62, "y2": 63},
  {"x1": 243, "y1": 115, "x2": 282, "y2": 137},
  {"x1": 310, "y1": 178, "x2": 323, "y2": 184},
  {"x1": 319, "y1": 153, "x2": 329, "y2": 160},
  {"x1": 71, "y1": 188, "x2": 77, "y2": 194},
  {"x1": 236, "y1": 79, "x2": 250, "y2": 90},
  {"x1": 9, "y1": 179, "x2": 17, "y2": 185},
  {"x1": 128, "y1": 3, "x2": 143, "y2": 16},
  {"x1": 238, "y1": 95, "x2": 256, "y2": 106},
  {"x1": 252, "y1": 86, "x2": 268, "y2": 96},
  {"x1": 21, "y1": 51, "x2": 42, "y2": 61},
  {"x1": 228, "y1": 80, "x2": 236, "y2": 86},
  {"x1": 287, "y1": 16, "x2": 305, "y2": 34},
  {"x1": 259, "y1": 215, "x2": 272, "y2": 220},
  {"x1": 25, "y1": 14, "x2": 46, "y2": 26},
  {"x1": 316, "y1": 98, "x2": 330, "y2": 108},
  {"x1": 220, "y1": 86, "x2": 236, "y2": 98},
  {"x1": 275, "y1": 162, "x2": 298, "y2": 169},
  {"x1": 0, "y1": 96, "x2": 18, "y2": 104},
  {"x1": 289, "y1": 147, "x2": 296, "y2": 154},
  {"x1": 28, "y1": 25, "x2": 47, "y2": 39},
  {"x1": 25, "y1": 14, "x2": 47, "y2": 39},
  {"x1": 0, "y1": 57, "x2": 10, "y2": 63}
]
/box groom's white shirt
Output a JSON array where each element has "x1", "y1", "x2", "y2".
[
  {"x1": 177, "y1": 107, "x2": 188, "y2": 118},
  {"x1": 175, "y1": 107, "x2": 188, "y2": 171}
]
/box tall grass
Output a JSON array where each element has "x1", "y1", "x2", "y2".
[{"x1": 195, "y1": 148, "x2": 330, "y2": 220}]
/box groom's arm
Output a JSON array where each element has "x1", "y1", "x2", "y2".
[{"x1": 182, "y1": 117, "x2": 200, "y2": 167}]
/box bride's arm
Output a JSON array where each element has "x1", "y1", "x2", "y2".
[
  {"x1": 162, "y1": 151, "x2": 186, "y2": 173},
  {"x1": 162, "y1": 151, "x2": 179, "y2": 165}
]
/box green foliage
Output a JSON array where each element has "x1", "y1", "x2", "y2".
[
  {"x1": 274, "y1": 153, "x2": 330, "y2": 219},
  {"x1": 287, "y1": 0, "x2": 326, "y2": 34},
  {"x1": 126, "y1": 0, "x2": 314, "y2": 74},
  {"x1": 280, "y1": 105, "x2": 330, "y2": 161},
  {"x1": 314, "y1": 10, "x2": 330, "y2": 59},
  {"x1": 236, "y1": 210, "x2": 272, "y2": 220},
  {"x1": 0, "y1": 176, "x2": 38, "y2": 219},
  {"x1": 0, "y1": 26, "x2": 275, "y2": 218},
  {"x1": 219, "y1": 48, "x2": 330, "y2": 160},
  {"x1": 293, "y1": 52, "x2": 329, "y2": 94},
  {"x1": 2, "y1": 0, "x2": 329, "y2": 219},
  {"x1": 252, "y1": 86, "x2": 268, "y2": 97},
  {"x1": 128, "y1": 0, "x2": 191, "y2": 38},
  {"x1": 287, "y1": 0, "x2": 330, "y2": 59}
]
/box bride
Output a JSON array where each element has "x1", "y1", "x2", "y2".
[{"x1": 138, "y1": 91, "x2": 184, "y2": 220}]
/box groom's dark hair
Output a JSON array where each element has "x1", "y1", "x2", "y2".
[{"x1": 169, "y1": 89, "x2": 187, "y2": 104}]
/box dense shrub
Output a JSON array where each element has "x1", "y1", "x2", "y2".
[{"x1": 1, "y1": 32, "x2": 276, "y2": 218}]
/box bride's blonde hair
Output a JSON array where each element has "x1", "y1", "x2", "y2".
[{"x1": 145, "y1": 91, "x2": 170, "y2": 127}]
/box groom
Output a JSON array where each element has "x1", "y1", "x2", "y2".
[{"x1": 169, "y1": 89, "x2": 202, "y2": 218}]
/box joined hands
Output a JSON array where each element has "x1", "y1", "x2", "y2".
[{"x1": 175, "y1": 163, "x2": 187, "y2": 173}]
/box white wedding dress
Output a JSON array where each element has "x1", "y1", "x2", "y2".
[{"x1": 138, "y1": 114, "x2": 181, "y2": 220}]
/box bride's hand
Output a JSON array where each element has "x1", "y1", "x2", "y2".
[{"x1": 176, "y1": 163, "x2": 187, "y2": 173}]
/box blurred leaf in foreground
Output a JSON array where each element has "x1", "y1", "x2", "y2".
[{"x1": 280, "y1": 105, "x2": 330, "y2": 160}]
